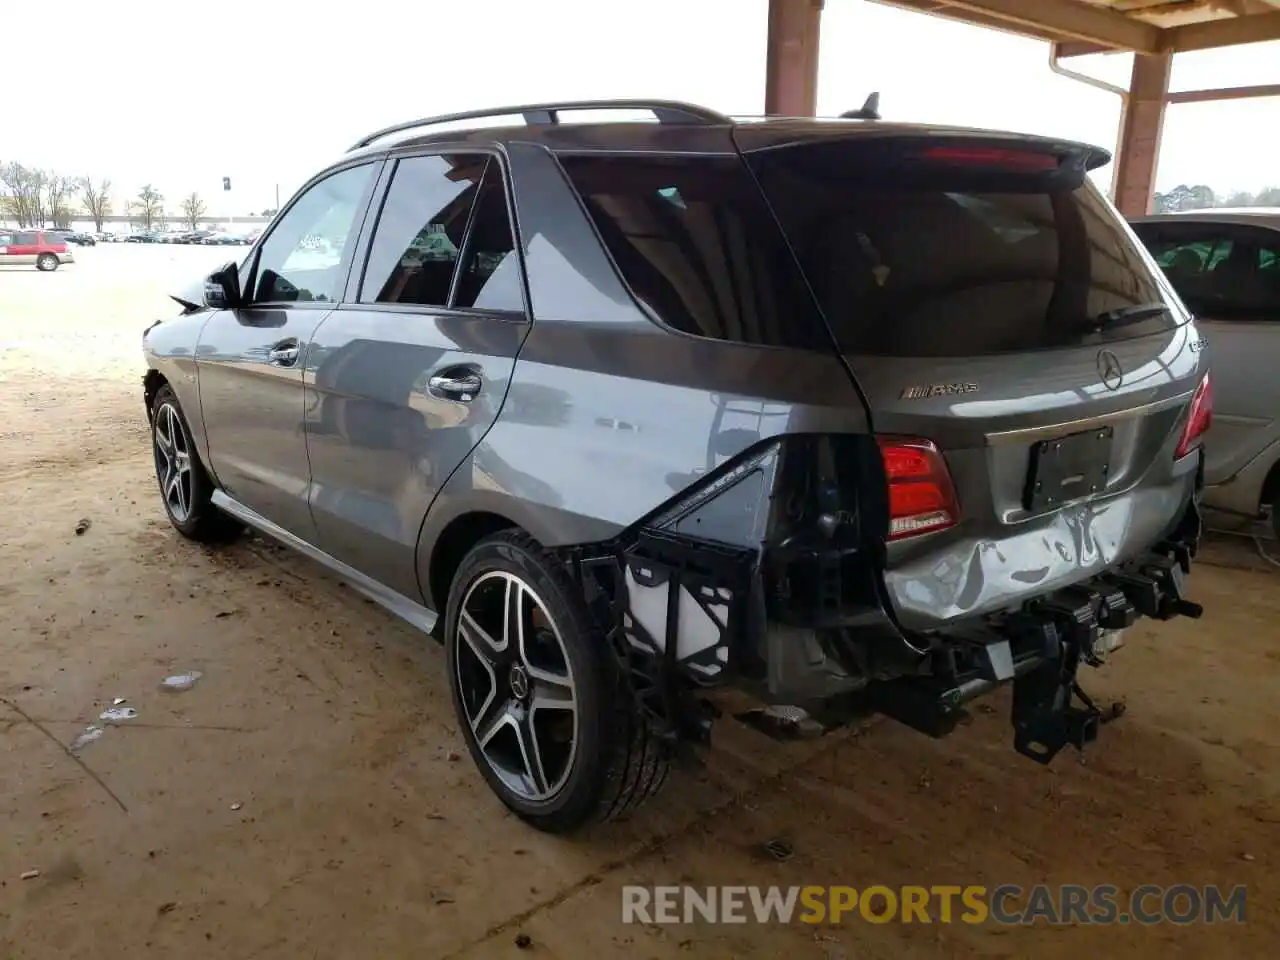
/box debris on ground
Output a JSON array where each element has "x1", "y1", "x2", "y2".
[
  {"x1": 230, "y1": 802, "x2": 243, "y2": 811},
  {"x1": 20, "y1": 870, "x2": 40, "y2": 881},
  {"x1": 160, "y1": 670, "x2": 203, "y2": 692},
  {"x1": 514, "y1": 933, "x2": 533, "y2": 949},
  {"x1": 74, "y1": 518, "x2": 91, "y2": 536},
  {"x1": 735, "y1": 705, "x2": 825, "y2": 741},
  {"x1": 112, "y1": 697, "x2": 127, "y2": 705},
  {"x1": 70, "y1": 726, "x2": 103, "y2": 751},
  {"x1": 158, "y1": 902, "x2": 177, "y2": 915},
  {"x1": 762, "y1": 838, "x2": 794, "y2": 862},
  {"x1": 99, "y1": 706, "x2": 138, "y2": 723},
  {"x1": 1242, "y1": 853, "x2": 1256, "y2": 862},
  {"x1": 431, "y1": 891, "x2": 455, "y2": 905},
  {"x1": 445, "y1": 750, "x2": 461, "y2": 762}
]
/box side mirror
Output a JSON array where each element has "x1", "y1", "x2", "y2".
[{"x1": 203, "y1": 261, "x2": 243, "y2": 309}]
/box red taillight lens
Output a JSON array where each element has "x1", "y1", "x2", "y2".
[
  {"x1": 1175, "y1": 374, "x2": 1213, "y2": 459},
  {"x1": 917, "y1": 146, "x2": 1061, "y2": 172},
  {"x1": 877, "y1": 437, "x2": 959, "y2": 541}
]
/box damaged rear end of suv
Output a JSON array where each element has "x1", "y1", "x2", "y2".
[
  {"x1": 144, "y1": 100, "x2": 1209, "y2": 833},
  {"x1": 541, "y1": 117, "x2": 1209, "y2": 794}
]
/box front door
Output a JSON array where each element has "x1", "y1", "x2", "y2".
[
  {"x1": 1136, "y1": 221, "x2": 1280, "y2": 487},
  {"x1": 304, "y1": 153, "x2": 528, "y2": 601},
  {"x1": 196, "y1": 161, "x2": 380, "y2": 540}
]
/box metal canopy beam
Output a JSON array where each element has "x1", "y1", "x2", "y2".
[
  {"x1": 874, "y1": 0, "x2": 1280, "y2": 54},
  {"x1": 766, "y1": 0, "x2": 825, "y2": 116},
  {"x1": 1167, "y1": 10, "x2": 1280, "y2": 52},
  {"x1": 930, "y1": 0, "x2": 1161, "y2": 51},
  {"x1": 1112, "y1": 52, "x2": 1172, "y2": 218}
]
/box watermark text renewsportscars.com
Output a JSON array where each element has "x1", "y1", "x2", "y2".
[{"x1": 621, "y1": 884, "x2": 1247, "y2": 926}]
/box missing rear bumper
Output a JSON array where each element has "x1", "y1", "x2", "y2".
[{"x1": 562, "y1": 437, "x2": 1205, "y2": 769}]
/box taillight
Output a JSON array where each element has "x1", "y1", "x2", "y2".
[
  {"x1": 1175, "y1": 374, "x2": 1213, "y2": 459},
  {"x1": 877, "y1": 437, "x2": 959, "y2": 541}
]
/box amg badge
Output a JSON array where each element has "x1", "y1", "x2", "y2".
[{"x1": 900, "y1": 382, "x2": 979, "y2": 400}]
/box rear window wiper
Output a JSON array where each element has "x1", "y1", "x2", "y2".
[{"x1": 1092, "y1": 302, "x2": 1171, "y2": 332}]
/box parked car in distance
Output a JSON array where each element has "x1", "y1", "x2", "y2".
[
  {"x1": 0, "y1": 229, "x2": 75, "y2": 270},
  {"x1": 201, "y1": 232, "x2": 251, "y2": 245},
  {"x1": 1131, "y1": 209, "x2": 1280, "y2": 538},
  {"x1": 45, "y1": 228, "x2": 97, "y2": 246},
  {"x1": 125, "y1": 231, "x2": 162, "y2": 243},
  {"x1": 143, "y1": 99, "x2": 1210, "y2": 833}
]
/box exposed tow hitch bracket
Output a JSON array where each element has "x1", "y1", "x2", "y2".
[{"x1": 1010, "y1": 499, "x2": 1204, "y2": 764}]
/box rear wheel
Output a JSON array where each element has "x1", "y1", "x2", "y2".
[
  {"x1": 445, "y1": 531, "x2": 669, "y2": 833},
  {"x1": 36, "y1": 254, "x2": 59, "y2": 272},
  {"x1": 150, "y1": 385, "x2": 241, "y2": 542}
]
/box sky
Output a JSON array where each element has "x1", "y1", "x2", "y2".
[{"x1": 3, "y1": 0, "x2": 1277, "y2": 217}]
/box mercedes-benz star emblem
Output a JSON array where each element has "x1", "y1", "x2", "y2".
[
  {"x1": 1097, "y1": 350, "x2": 1123, "y2": 392},
  {"x1": 509, "y1": 664, "x2": 530, "y2": 701}
]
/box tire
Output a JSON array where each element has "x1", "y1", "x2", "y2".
[
  {"x1": 36, "y1": 254, "x2": 59, "y2": 272},
  {"x1": 445, "y1": 530, "x2": 669, "y2": 833},
  {"x1": 150, "y1": 385, "x2": 242, "y2": 542}
]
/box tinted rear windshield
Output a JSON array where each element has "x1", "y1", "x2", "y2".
[
  {"x1": 746, "y1": 139, "x2": 1178, "y2": 357},
  {"x1": 561, "y1": 141, "x2": 1180, "y2": 358}
]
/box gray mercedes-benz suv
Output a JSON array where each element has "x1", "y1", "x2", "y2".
[{"x1": 142, "y1": 100, "x2": 1210, "y2": 833}]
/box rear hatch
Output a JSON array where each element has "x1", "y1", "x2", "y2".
[{"x1": 739, "y1": 128, "x2": 1208, "y2": 630}]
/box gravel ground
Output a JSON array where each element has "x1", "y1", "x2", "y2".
[{"x1": 1, "y1": 245, "x2": 1277, "y2": 959}]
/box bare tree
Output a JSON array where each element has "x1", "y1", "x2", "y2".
[
  {"x1": 79, "y1": 177, "x2": 112, "y2": 232},
  {"x1": 44, "y1": 175, "x2": 74, "y2": 228},
  {"x1": 132, "y1": 184, "x2": 165, "y2": 231},
  {"x1": 0, "y1": 163, "x2": 49, "y2": 226},
  {"x1": 180, "y1": 191, "x2": 207, "y2": 231}
]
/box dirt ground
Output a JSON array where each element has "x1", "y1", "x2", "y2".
[{"x1": 2, "y1": 246, "x2": 1277, "y2": 959}]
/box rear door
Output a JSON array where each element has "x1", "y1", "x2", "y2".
[
  {"x1": 303, "y1": 152, "x2": 528, "y2": 601},
  {"x1": 743, "y1": 133, "x2": 1206, "y2": 627},
  {"x1": 1131, "y1": 219, "x2": 1280, "y2": 487}
]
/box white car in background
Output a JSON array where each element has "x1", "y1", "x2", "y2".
[{"x1": 1131, "y1": 209, "x2": 1280, "y2": 537}]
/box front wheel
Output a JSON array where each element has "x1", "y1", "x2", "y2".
[
  {"x1": 36, "y1": 254, "x2": 59, "y2": 272},
  {"x1": 150, "y1": 385, "x2": 241, "y2": 542},
  {"x1": 445, "y1": 531, "x2": 670, "y2": 833}
]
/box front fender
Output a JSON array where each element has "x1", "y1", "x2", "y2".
[{"x1": 142, "y1": 311, "x2": 216, "y2": 473}]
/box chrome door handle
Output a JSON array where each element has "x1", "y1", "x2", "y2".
[
  {"x1": 427, "y1": 372, "x2": 482, "y2": 400},
  {"x1": 268, "y1": 344, "x2": 300, "y2": 366}
]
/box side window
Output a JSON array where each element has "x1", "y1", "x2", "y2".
[
  {"x1": 251, "y1": 163, "x2": 375, "y2": 305},
  {"x1": 16, "y1": 231, "x2": 38, "y2": 245},
  {"x1": 1150, "y1": 228, "x2": 1280, "y2": 317},
  {"x1": 0, "y1": 232, "x2": 13, "y2": 246},
  {"x1": 360, "y1": 153, "x2": 487, "y2": 307},
  {"x1": 454, "y1": 160, "x2": 523, "y2": 312}
]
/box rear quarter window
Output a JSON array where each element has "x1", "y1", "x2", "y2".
[{"x1": 556, "y1": 154, "x2": 829, "y2": 352}]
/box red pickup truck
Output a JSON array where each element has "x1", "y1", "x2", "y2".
[{"x1": 0, "y1": 229, "x2": 76, "y2": 271}]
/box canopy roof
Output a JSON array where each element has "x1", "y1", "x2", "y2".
[{"x1": 875, "y1": 0, "x2": 1280, "y2": 56}]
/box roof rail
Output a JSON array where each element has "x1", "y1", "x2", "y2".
[{"x1": 348, "y1": 99, "x2": 734, "y2": 152}]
